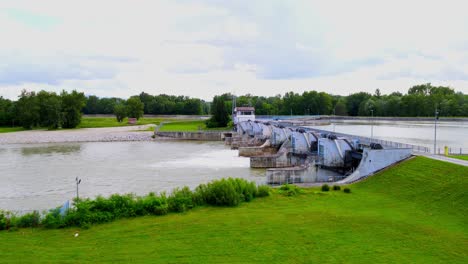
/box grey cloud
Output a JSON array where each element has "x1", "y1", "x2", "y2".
[
  {"x1": 378, "y1": 68, "x2": 468, "y2": 81},
  {"x1": 0, "y1": 55, "x2": 135, "y2": 85}
]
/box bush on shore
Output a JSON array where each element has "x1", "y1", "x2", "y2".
[
  {"x1": 332, "y1": 185, "x2": 341, "y2": 191},
  {"x1": 278, "y1": 184, "x2": 302, "y2": 196},
  {"x1": 0, "y1": 178, "x2": 271, "y2": 230},
  {"x1": 321, "y1": 184, "x2": 330, "y2": 192}
]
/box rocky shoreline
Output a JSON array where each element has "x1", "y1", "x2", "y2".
[{"x1": 0, "y1": 126, "x2": 155, "y2": 144}]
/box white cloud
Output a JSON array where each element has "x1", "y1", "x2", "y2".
[{"x1": 0, "y1": 0, "x2": 467, "y2": 100}]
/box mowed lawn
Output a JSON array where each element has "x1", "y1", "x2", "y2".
[
  {"x1": 0, "y1": 157, "x2": 466, "y2": 263},
  {"x1": 77, "y1": 116, "x2": 183, "y2": 128},
  {"x1": 0, "y1": 127, "x2": 24, "y2": 133},
  {"x1": 158, "y1": 120, "x2": 231, "y2": 132}
]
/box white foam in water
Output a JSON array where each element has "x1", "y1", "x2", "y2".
[{"x1": 150, "y1": 149, "x2": 250, "y2": 169}]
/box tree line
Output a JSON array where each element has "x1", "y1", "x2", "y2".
[
  {"x1": 0, "y1": 90, "x2": 86, "y2": 129},
  {"x1": 222, "y1": 83, "x2": 468, "y2": 117},
  {"x1": 0, "y1": 84, "x2": 467, "y2": 129},
  {"x1": 83, "y1": 92, "x2": 208, "y2": 116}
]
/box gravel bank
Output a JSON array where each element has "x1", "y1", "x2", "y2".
[{"x1": 0, "y1": 125, "x2": 155, "y2": 144}]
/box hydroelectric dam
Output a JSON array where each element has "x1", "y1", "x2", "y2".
[{"x1": 220, "y1": 120, "x2": 431, "y2": 185}]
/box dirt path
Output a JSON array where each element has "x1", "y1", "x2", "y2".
[{"x1": 416, "y1": 153, "x2": 468, "y2": 167}]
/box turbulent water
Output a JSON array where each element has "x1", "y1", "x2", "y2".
[{"x1": 0, "y1": 141, "x2": 265, "y2": 212}]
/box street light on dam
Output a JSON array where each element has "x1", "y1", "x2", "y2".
[
  {"x1": 371, "y1": 109, "x2": 374, "y2": 139},
  {"x1": 434, "y1": 109, "x2": 439, "y2": 154}
]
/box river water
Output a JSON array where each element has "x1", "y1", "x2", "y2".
[
  {"x1": 0, "y1": 141, "x2": 265, "y2": 212},
  {"x1": 1, "y1": 120, "x2": 466, "y2": 212},
  {"x1": 309, "y1": 120, "x2": 468, "y2": 152}
]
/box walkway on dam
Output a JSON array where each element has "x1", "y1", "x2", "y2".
[{"x1": 416, "y1": 153, "x2": 468, "y2": 167}]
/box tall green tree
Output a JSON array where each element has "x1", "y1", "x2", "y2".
[
  {"x1": 61, "y1": 90, "x2": 86, "y2": 128},
  {"x1": 114, "y1": 103, "x2": 127, "y2": 122},
  {"x1": 37, "y1": 91, "x2": 62, "y2": 129},
  {"x1": 126, "y1": 96, "x2": 144, "y2": 120},
  {"x1": 333, "y1": 100, "x2": 347, "y2": 115},
  {"x1": 0, "y1": 97, "x2": 16, "y2": 126},
  {"x1": 346, "y1": 92, "x2": 371, "y2": 116},
  {"x1": 206, "y1": 95, "x2": 229, "y2": 127},
  {"x1": 16, "y1": 90, "x2": 40, "y2": 129}
]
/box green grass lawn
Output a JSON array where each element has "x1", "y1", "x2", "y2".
[
  {"x1": 158, "y1": 120, "x2": 231, "y2": 132},
  {"x1": 77, "y1": 117, "x2": 178, "y2": 128},
  {"x1": 0, "y1": 127, "x2": 24, "y2": 133},
  {"x1": 0, "y1": 157, "x2": 467, "y2": 263},
  {"x1": 449, "y1": 155, "x2": 468, "y2": 161}
]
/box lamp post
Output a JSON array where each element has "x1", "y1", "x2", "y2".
[
  {"x1": 370, "y1": 109, "x2": 374, "y2": 143},
  {"x1": 434, "y1": 109, "x2": 439, "y2": 154},
  {"x1": 75, "y1": 177, "x2": 81, "y2": 200}
]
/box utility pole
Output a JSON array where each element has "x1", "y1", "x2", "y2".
[
  {"x1": 370, "y1": 109, "x2": 374, "y2": 143},
  {"x1": 434, "y1": 108, "x2": 439, "y2": 154}
]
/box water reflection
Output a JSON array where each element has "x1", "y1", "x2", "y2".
[{"x1": 20, "y1": 144, "x2": 81, "y2": 156}]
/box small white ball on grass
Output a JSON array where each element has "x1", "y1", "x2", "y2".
[{"x1": 74, "y1": 232, "x2": 79, "y2": 237}]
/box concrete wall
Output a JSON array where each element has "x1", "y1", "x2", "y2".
[
  {"x1": 238, "y1": 139, "x2": 277, "y2": 157},
  {"x1": 267, "y1": 164, "x2": 316, "y2": 184},
  {"x1": 155, "y1": 131, "x2": 226, "y2": 141},
  {"x1": 239, "y1": 146, "x2": 277, "y2": 157},
  {"x1": 338, "y1": 148, "x2": 412, "y2": 184}
]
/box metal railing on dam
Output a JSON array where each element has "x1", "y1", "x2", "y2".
[
  {"x1": 298, "y1": 126, "x2": 431, "y2": 153},
  {"x1": 266, "y1": 120, "x2": 431, "y2": 153}
]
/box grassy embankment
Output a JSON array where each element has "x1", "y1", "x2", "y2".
[
  {"x1": 449, "y1": 155, "x2": 468, "y2": 161},
  {"x1": 158, "y1": 120, "x2": 231, "y2": 132},
  {"x1": 0, "y1": 156, "x2": 466, "y2": 263}
]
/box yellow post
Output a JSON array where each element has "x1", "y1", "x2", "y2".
[{"x1": 444, "y1": 146, "x2": 449, "y2": 156}]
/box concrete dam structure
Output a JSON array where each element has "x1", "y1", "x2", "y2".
[{"x1": 225, "y1": 120, "x2": 421, "y2": 185}]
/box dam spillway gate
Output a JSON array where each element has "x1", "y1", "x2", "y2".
[{"x1": 224, "y1": 120, "x2": 430, "y2": 185}]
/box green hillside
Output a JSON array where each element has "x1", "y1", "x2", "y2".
[{"x1": 0, "y1": 156, "x2": 466, "y2": 263}]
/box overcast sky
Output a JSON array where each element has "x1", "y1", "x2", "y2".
[{"x1": 1, "y1": 0, "x2": 468, "y2": 100}]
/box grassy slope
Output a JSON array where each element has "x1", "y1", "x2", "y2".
[
  {"x1": 449, "y1": 155, "x2": 468, "y2": 161},
  {"x1": 0, "y1": 127, "x2": 24, "y2": 133},
  {"x1": 0, "y1": 157, "x2": 466, "y2": 263},
  {"x1": 158, "y1": 120, "x2": 231, "y2": 132}
]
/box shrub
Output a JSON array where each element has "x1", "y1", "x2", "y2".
[
  {"x1": 332, "y1": 185, "x2": 341, "y2": 191},
  {"x1": 0, "y1": 210, "x2": 11, "y2": 230},
  {"x1": 278, "y1": 184, "x2": 301, "y2": 196},
  {"x1": 16, "y1": 211, "x2": 40, "y2": 228},
  {"x1": 138, "y1": 192, "x2": 168, "y2": 216},
  {"x1": 168, "y1": 187, "x2": 194, "y2": 212},
  {"x1": 343, "y1": 187, "x2": 351, "y2": 193},
  {"x1": 256, "y1": 185, "x2": 271, "y2": 197},
  {"x1": 232, "y1": 178, "x2": 257, "y2": 202},
  {"x1": 0, "y1": 178, "x2": 263, "y2": 230},
  {"x1": 192, "y1": 184, "x2": 209, "y2": 206},
  {"x1": 204, "y1": 178, "x2": 241, "y2": 206},
  {"x1": 321, "y1": 184, "x2": 330, "y2": 192},
  {"x1": 42, "y1": 208, "x2": 66, "y2": 229}
]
